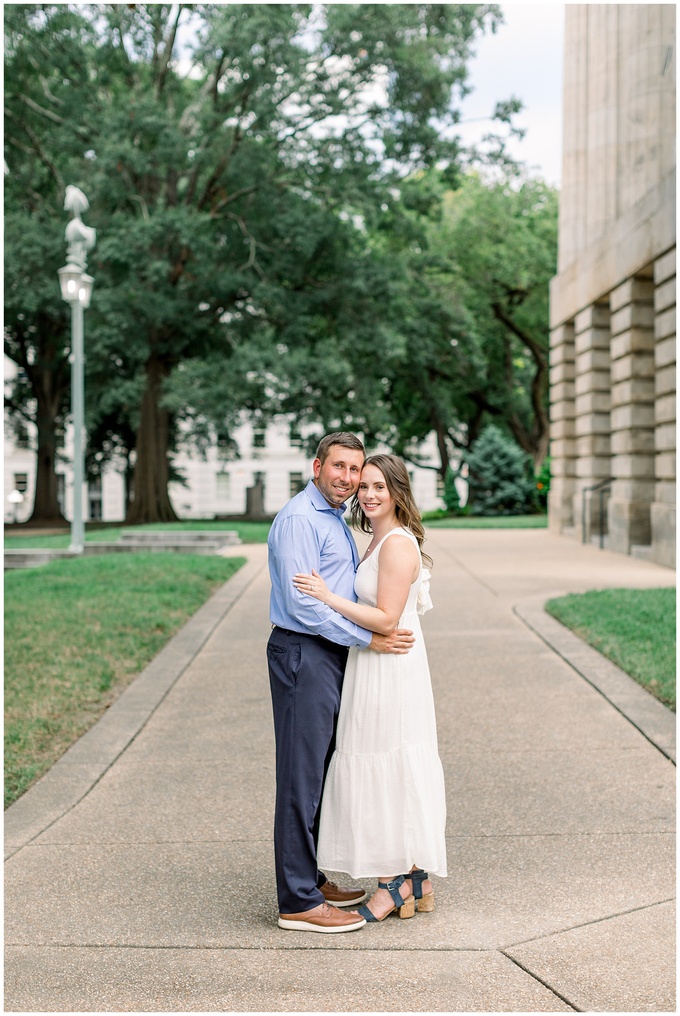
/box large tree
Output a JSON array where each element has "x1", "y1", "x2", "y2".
[
  {"x1": 440, "y1": 173, "x2": 557, "y2": 469},
  {"x1": 355, "y1": 170, "x2": 557, "y2": 478},
  {"x1": 6, "y1": 3, "x2": 518, "y2": 522},
  {"x1": 4, "y1": 4, "x2": 97, "y2": 524},
  {"x1": 206, "y1": 169, "x2": 558, "y2": 481}
]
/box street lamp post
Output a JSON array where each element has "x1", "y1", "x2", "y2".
[{"x1": 58, "y1": 186, "x2": 96, "y2": 554}]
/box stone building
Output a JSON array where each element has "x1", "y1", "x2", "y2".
[{"x1": 549, "y1": 4, "x2": 675, "y2": 567}]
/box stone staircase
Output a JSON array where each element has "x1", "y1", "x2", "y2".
[{"x1": 110, "y1": 529, "x2": 241, "y2": 553}]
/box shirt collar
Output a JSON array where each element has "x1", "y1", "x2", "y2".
[{"x1": 305, "y1": 478, "x2": 348, "y2": 517}]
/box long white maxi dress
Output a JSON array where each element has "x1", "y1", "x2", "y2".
[{"x1": 317, "y1": 527, "x2": 448, "y2": 879}]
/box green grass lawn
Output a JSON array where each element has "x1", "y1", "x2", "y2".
[
  {"x1": 4, "y1": 553, "x2": 245, "y2": 807},
  {"x1": 423, "y1": 514, "x2": 548, "y2": 528},
  {"x1": 546, "y1": 587, "x2": 676, "y2": 711},
  {"x1": 4, "y1": 519, "x2": 272, "y2": 549},
  {"x1": 5, "y1": 515, "x2": 549, "y2": 549}
]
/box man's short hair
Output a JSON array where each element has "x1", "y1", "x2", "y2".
[{"x1": 315, "y1": 432, "x2": 365, "y2": 465}]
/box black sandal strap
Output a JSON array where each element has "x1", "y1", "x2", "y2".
[
  {"x1": 404, "y1": 868, "x2": 428, "y2": 899},
  {"x1": 377, "y1": 875, "x2": 407, "y2": 910}
]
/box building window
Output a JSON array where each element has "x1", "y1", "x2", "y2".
[
  {"x1": 216, "y1": 472, "x2": 231, "y2": 501},
  {"x1": 289, "y1": 425, "x2": 303, "y2": 448},
  {"x1": 289, "y1": 472, "x2": 305, "y2": 497},
  {"x1": 252, "y1": 428, "x2": 266, "y2": 449},
  {"x1": 14, "y1": 422, "x2": 30, "y2": 450},
  {"x1": 87, "y1": 476, "x2": 102, "y2": 521},
  {"x1": 13, "y1": 473, "x2": 28, "y2": 494}
]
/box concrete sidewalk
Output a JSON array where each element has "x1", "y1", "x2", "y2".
[{"x1": 4, "y1": 529, "x2": 676, "y2": 1012}]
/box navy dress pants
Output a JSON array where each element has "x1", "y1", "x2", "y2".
[{"x1": 267, "y1": 627, "x2": 349, "y2": 914}]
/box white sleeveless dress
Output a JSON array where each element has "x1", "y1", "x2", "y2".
[{"x1": 317, "y1": 527, "x2": 448, "y2": 879}]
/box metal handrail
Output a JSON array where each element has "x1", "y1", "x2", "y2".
[{"x1": 581, "y1": 478, "x2": 613, "y2": 548}]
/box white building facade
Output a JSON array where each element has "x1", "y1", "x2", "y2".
[{"x1": 5, "y1": 358, "x2": 450, "y2": 523}]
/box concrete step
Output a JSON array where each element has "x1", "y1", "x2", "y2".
[
  {"x1": 119, "y1": 530, "x2": 241, "y2": 545},
  {"x1": 5, "y1": 539, "x2": 236, "y2": 569},
  {"x1": 4, "y1": 549, "x2": 76, "y2": 570},
  {"x1": 631, "y1": 544, "x2": 653, "y2": 561},
  {"x1": 84, "y1": 541, "x2": 225, "y2": 555}
]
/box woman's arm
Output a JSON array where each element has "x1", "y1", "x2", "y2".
[{"x1": 293, "y1": 536, "x2": 420, "y2": 635}]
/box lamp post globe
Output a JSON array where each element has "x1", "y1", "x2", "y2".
[{"x1": 57, "y1": 264, "x2": 83, "y2": 303}]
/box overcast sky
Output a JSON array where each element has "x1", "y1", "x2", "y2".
[
  {"x1": 174, "y1": 2, "x2": 566, "y2": 188},
  {"x1": 456, "y1": 2, "x2": 565, "y2": 186}
]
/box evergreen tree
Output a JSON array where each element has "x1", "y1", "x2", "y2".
[{"x1": 464, "y1": 424, "x2": 537, "y2": 516}]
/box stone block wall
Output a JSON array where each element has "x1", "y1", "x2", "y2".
[
  {"x1": 572, "y1": 304, "x2": 611, "y2": 541},
  {"x1": 549, "y1": 4, "x2": 675, "y2": 567},
  {"x1": 547, "y1": 323, "x2": 576, "y2": 532},
  {"x1": 651, "y1": 249, "x2": 676, "y2": 567},
  {"x1": 607, "y1": 277, "x2": 656, "y2": 553}
]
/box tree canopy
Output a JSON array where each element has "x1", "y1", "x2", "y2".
[{"x1": 4, "y1": 3, "x2": 555, "y2": 524}]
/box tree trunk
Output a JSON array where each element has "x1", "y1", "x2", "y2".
[
  {"x1": 429, "y1": 407, "x2": 451, "y2": 482},
  {"x1": 27, "y1": 378, "x2": 68, "y2": 526},
  {"x1": 125, "y1": 354, "x2": 179, "y2": 524},
  {"x1": 28, "y1": 418, "x2": 67, "y2": 525},
  {"x1": 531, "y1": 427, "x2": 550, "y2": 474},
  {"x1": 123, "y1": 450, "x2": 135, "y2": 517}
]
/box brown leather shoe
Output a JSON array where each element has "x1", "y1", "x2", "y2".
[
  {"x1": 320, "y1": 878, "x2": 368, "y2": 907},
  {"x1": 278, "y1": 902, "x2": 366, "y2": 933}
]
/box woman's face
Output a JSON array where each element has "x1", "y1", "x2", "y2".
[{"x1": 357, "y1": 463, "x2": 395, "y2": 523}]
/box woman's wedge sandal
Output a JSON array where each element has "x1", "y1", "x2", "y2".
[
  {"x1": 357, "y1": 875, "x2": 415, "y2": 922},
  {"x1": 403, "y1": 868, "x2": 435, "y2": 912}
]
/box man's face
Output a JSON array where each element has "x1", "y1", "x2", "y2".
[{"x1": 313, "y1": 445, "x2": 365, "y2": 508}]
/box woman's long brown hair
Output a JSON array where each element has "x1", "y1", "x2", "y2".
[{"x1": 350, "y1": 454, "x2": 433, "y2": 568}]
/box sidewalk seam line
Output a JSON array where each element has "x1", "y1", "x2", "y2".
[
  {"x1": 21, "y1": 830, "x2": 676, "y2": 848},
  {"x1": 500, "y1": 896, "x2": 676, "y2": 951},
  {"x1": 1, "y1": 943, "x2": 500, "y2": 953},
  {"x1": 512, "y1": 599, "x2": 676, "y2": 765},
  {"x1": 499, "y1": 951, "x2": 581, "y2": 1011}
]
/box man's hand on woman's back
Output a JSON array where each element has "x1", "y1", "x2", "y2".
[{"x1": 370, "y1": 629, "x2": 415, "y2": 654}]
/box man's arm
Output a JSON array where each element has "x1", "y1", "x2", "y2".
[{"x1": 270, "y1": 514, "x2": 373, "y2": 647}]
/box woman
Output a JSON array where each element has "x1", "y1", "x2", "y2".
[{"x1": 293, "y1": 454, "x2": 447, "y2": 922}]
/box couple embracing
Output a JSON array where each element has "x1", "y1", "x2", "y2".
[{"x1": 267, "y1": 432, "x2": 447, "y2": 933}]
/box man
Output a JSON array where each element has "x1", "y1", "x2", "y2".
[{"x1": 267, "y1": 432, "x2": 416, "y2": 933}]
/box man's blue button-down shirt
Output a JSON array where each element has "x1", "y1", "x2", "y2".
[{"x1": 268, "y1": 479, "x2": 372, "y2": 648}]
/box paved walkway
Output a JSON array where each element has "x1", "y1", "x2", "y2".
[{"x1": 4, "y1": 529, "x2": 676, "y2": 1012}]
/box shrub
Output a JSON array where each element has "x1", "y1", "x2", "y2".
[
  {"x1": 443, "y1": 467, "x2": 461, "y2": 514},
  {"x1": 465, "y1": 425, "x2": 537, "y2": 516}
]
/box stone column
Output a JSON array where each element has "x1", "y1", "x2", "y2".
[
  {"x1": 572, "y1": 303, "x2": 611, "y2": 542},
  {"x1": 651, "y1": 248, "x2": 676, "y2": 567},
  {"x1": 548, "y1": 322, "x2": 576, "y2": 533},
  {"x1": 607, "y1": 276, "x2": 656, "y2": 554}
]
